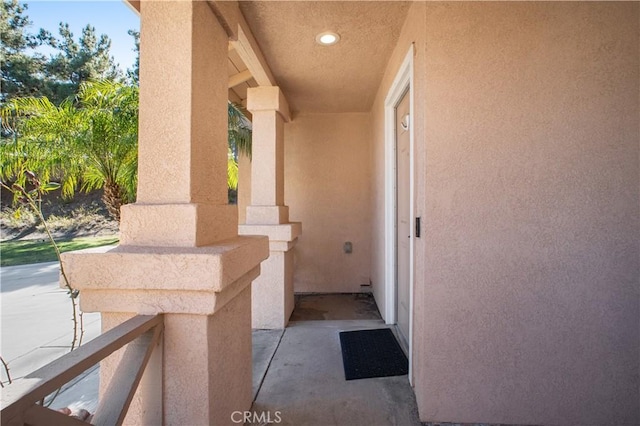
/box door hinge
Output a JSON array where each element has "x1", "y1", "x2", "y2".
[{"x1": 415, "y1": 217, "x2": 421, "y2": 238}]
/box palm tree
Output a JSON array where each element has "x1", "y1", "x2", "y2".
[
  {"x1": 227, "y1": 101, "x2": 252, "y2": 191},
  {"x1": 1, "y1": 84, "x2": 252, "y2": 219},
  {"x1": 1, "y1": 80, "x2": 138, "y2": 220}
]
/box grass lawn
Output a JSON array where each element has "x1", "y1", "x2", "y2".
[{"x1": 1, "y1": 236, "x2": 119, "y2": 267}]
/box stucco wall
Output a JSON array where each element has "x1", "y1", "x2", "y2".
[
  {"x1": 284, "y1": 113, "x2": 372, "y2": 293},
  {"x1": 371, "y1": 1, "x2": 639, "y2": 424}
]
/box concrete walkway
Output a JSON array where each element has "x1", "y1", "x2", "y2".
[
  {"x1": 252, "y1": 320, "x2": 421, "y2": 426},
  {"x1": 1, "y1": 260, "x2": 103, "y2": 411},
  {"x1": 2, "y1": 257, "x2": 420, "y2": 425}
]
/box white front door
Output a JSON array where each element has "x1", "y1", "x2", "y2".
[{"x1": 395, "y1": 88, "x2": 411, "y2": 345}]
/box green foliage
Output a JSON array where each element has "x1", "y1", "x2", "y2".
[
  {"x1": 2, "y1": 1, "x2": 251, "y2": 208},
  {"x1": 227, "y1": 102, "x2": 252, "y2": 190},
  {"x1": 1, "y1": 1, "x2": 121, "y2": 106},
  {"x1": 0, "y1": 0, "x2": 48, "y2": 102},
  {"x1": 126, "y1": 29, "x2": 139, "y2": 84},
  {"x1": 228, "y1": 148, "x2": 239, "y2": 190},
  {"x1": 1, "y1": 97, "x2": 82, "y2": 201},
  {"x1": 228, "y1": 101, "x2": 252, "y2": 159},
  {"x1": 2, "y1": 87, "x2": 251, "y2": 214},
  {"x1": 43, "y1": 23, "x2": 121, "y2": 104},
  {"x1": 1, "y1": 80, "x2": 138, "y2": 220}
]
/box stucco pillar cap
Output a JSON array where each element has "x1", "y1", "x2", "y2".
[
  {"x1": 61, "y1": 236, "x2": 269, "y2": 315},
  {"x1": 247, "y1": 86, "x2": 291, "y2": 122},
  {"x1": 238, "y1": 222, "x2": 301, "y2": 243}
]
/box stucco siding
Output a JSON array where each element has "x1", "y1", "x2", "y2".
[
  {"x1": 284, "y1": 113, "x2": 372, "y2": 293},
  {"x1": 372, "y1": 1, "x2": 639, "y2": 424}
]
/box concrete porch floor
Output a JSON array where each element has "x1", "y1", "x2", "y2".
[
  {"x1": 1, "y1": 264, "x2": 420, "y2": 424},
  {"x1": 251, "y1": 293, "x2": 421, "y2": 426}
]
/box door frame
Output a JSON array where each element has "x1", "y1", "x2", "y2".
[{"x1": 384, "y1": 45, "x2": 415, "y2": 382}]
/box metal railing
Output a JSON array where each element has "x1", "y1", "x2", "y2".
[{"x1": 1, "y1": 314, "x2": 163, "y2": 426}]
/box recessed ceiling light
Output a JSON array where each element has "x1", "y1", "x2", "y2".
[{"x1": 316, "y1": 31, "x2": 340, "y2": 46}]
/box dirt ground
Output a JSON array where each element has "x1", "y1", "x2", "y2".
[{"x1": 0, "y1": 187, "x2": 119, "y2": 241}]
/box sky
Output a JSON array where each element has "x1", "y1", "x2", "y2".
[{"x1": 21, "y1": 1, "x2": 140, "y2": 72}]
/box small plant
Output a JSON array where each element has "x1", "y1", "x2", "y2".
[
  {"x1": 0, "y1": 356, "x2": 12, "y2": 388},
  {"x1": 0, "y1": 169, "x2": 84, "y2": 394}
]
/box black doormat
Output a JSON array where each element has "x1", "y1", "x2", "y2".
[{"x1": 339, "y1": 328, "x2": 408, "y2": 380}]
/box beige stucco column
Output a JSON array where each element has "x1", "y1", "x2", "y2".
[
  {"x1": 239, "y1": 86, "x2": 301, "y2": 329},
  {"x1": 61, "y1": 2, "x2": 268, "y2": 425}
]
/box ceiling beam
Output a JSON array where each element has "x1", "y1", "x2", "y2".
[
  {"x1": 232, "y1": 26, "x2": 276, "y2": 87},
  {"x1": 228, "y1": 70, "x2": 253, "y2": 88},
  {"x1": 207, "y1": 0, "x2": 277, "y2": 87}
]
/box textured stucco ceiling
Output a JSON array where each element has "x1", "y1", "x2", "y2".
[{"x1": 239, "y1": 1, "x2": 412, "y2": 114}]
